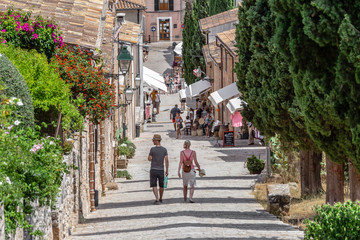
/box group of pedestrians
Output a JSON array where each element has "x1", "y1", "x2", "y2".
[
  {"x1": 170, "y1": 103, "x2": 214, "y2": 138},
  {"x1": 148, "y1": 135, "x2": 202, "y2": 204},
  {"x1": 164, "y1": 73, "x2": 180, "y2": 94}
]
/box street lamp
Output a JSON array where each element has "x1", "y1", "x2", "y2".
[
  {"x1": 125, "y1": 87, "x2": 134, "y2": 104},
  {"x1": 117, "y1": 45, "x2": 133, "y2": 73},
  {"x1": 135, "y1": 74, "x2": 141, "y2": 88}
]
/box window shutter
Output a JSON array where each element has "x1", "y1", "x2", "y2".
[
  {"x1": 169, "y1": 0, "x2": 174, "y2": 11},
  {"x1": 154, "y1": 0, "x2": 159, "y2": 11}
]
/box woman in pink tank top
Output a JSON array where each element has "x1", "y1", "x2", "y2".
[{"x1": 178, "y1": 140, "x2": 201, "y2": 203}]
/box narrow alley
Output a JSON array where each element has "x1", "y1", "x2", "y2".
[{"x1": 68, "y1": 93, "x2": 304, "y2": 240}]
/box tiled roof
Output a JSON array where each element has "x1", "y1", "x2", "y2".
[
  {"x1": 116, "y1": 0, "x2": 146, "y2": 10},
  {"x1": 216, "y1": 29, "x2": 237, "y2": 56},
  {"x1": 199, "y1": 8, "x2": 238, "y2": 32},
  {"x1": 203, "y1": 41, "x2": 220, "y2": 65},
  {"x1": 0, "y1": 0, "x2": 115, "y2": 70},
  {"x1": 118, "y1": 21, "x2": 141, "y2": 44}
]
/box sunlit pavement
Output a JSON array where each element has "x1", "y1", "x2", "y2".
[{"x1": 68, "y1": 94, "x2": 304, "y2": 240}]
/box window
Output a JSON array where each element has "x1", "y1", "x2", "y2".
[
  {"x1": 160, "y1": 0, "x2": 169, "y2": 10},
  {"x1": 155, "y1": 0, "x2": 174, "y2": 11}
]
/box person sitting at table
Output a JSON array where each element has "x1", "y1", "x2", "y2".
[
  {"x1": 192, "y1": 117, "x2": 200, "y2": 132},
  {"x1": 204, "y1": 112, "x2": 213, "y2": 138}
]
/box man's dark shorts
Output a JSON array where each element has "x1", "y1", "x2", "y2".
[{"x1": 150, "y1": 169, "x2": 164, "y2": 188}]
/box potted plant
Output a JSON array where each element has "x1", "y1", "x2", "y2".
[
  {"x1": 246, "y1": 155, "x2": 265, "y2": 174},
  {"x1": 117, "y1": 170, "x2": 132, "y2": 180}
]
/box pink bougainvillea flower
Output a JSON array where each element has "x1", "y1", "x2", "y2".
[
  {"x1": 1, "y1": 29, "x2": 5, "y2": 33},
  {"x1": 32, "y1": 33, "x2": 39, "y2": 39},
  {"x1": 1, "y1": 40, "x2": 6, "y2": 43}
]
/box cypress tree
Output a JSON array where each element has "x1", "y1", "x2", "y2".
[
  {"x1": 183, "y1": 0, "x2": 209, "y2": 85},
  {"x1": 209, "y1": 0, "x2": 234, "y2": 16},
  {"x1": 270, "y1": 0, "x2": 360, "y2": 203},
  {"x1": 182, "y1": 3, "x2": 196, "y2": 85},
  {"x1": 235, "y1": 0, "x2": 323, "y2": 197}
]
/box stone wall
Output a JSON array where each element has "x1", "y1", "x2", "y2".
[
  {"x1": 3, "y1": 119, "x2": 116, "y2": 240},
  {"x1": 0, "y1": 205, "x2": 4, "y2": 240}
]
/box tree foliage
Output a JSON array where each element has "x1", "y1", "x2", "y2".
[
  {"x1": 182, "y1": 0, "x2": 209, "y2": 85},
  {"x1": 235, "y1": 0, "x2": 360, "y2": 173},
  {"x1": 209, "y1": 0, "x2": 234, "y2": 16},
  {"x1": 269, "y1": 0, "x2": 360, "y2": 171},
  {"x1": 234, "y1": 0, "x2": 312, "y2": 150}
]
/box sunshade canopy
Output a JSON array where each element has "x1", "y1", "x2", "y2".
[
  {"x1": 174, "y1": 42, "x2": 182, "y2": 56},
  {"x1": 208, "y1": 82, "x2": 240, "y2": 106},
  {"x1": 143, "y1": 67, "x2": 167, "y2": 92},
  {"x1": 143, "y1": 67, "x2": 165, "y2": 83},
  {"x1": 226, "y1": 97, "x2": 247, "y2": 114},
  {"x1": 185, "y1": 80, "x2": 212, "y2": 98}
]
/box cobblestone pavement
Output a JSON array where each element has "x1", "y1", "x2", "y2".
[{"x1": 68, "y1": 94, "x2": 304, "y2": 240}]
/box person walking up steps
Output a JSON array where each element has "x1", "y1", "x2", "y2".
[
  {"x1": 170, "y1": 104, "x2": 181, "y2": 131},
  {"x1": 178, "y1": 140, "x2": 201, "y2": 203},
  {"x1": 148, "y1": 134, "x2": 169, "y2": 204}
]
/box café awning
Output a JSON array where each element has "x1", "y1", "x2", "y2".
[
  {"x1": 143, "y1": 67, "x2": 165, "y2": 83},
  {"x1": 208, "y1": 82, "x2": 240, "y2": 106},
  {"x1": 174, "y1": 42, "x2": 182, "y2": 56},
  {"x1": 143, "y1": 67, "x2": 167, "y2": 92},
  {"x1": 226, "y1": 97, "x2": 247, "y2": 114},
  {"x1": 179, "y1": 89, "x2": 186, "y2": 100},
  {"x1": 185, "y1": 80, "x2": 212, "y2": 98}
]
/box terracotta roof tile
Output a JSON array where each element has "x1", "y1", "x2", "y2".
[
  {"x1": 116, "y1": 0, "x2": 146, "y2": 10},
  {"x1": 216, "y1": 29, "x2": 237, "y2": 56},
  {"x1": 199, "y1": 8, "x2": 238, "y2": 31},
  {"x1": 118, "y1": 21, "x2": 141, "y2": 44}
]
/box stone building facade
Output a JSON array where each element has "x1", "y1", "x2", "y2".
[{"x1": 144, "y1": 0, "x2": 186, "y2": 42}]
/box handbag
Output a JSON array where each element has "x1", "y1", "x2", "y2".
[{"x1": 179, "y1": 122, "x2": 183, "y2": 129}]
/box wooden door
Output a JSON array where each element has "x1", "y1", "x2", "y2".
[{"x1": 159, "y1": 19, "x2": 170, "y2": 41}]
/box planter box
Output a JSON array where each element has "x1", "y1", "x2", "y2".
[
  {"x1": 249, "y1": 169, "x2": 263, "y2": 174},
  {"x1": 117, "y1": 155, "x2": 128, "y2": 169}
]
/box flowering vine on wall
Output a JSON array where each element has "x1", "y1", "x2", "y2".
[
  {"x1": 53, "y1": 45, "x2": 115, "y2": 125},
  {"x1": 0, "y1": 7, "x2": 63, "y2": 59}
]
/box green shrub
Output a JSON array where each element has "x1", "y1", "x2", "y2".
[
  {"x1": 246, "y1": 155, "x2": 265, "y2": 174},
  {"x1": 0, "y1": 90, "x2": 69, "y2": 235},
  {"x1": 0, "y1": 44, "x2": 83, "y2": 131},
  {"x1": 116, "y1": 170, "x2": 132, "y2": 180},
  {"x1": 117, "y1": 144, "x2": 131, "y2": 157},
  {"x1": 305, "y1": 201, "x2": 360, "y2": 240},
  {"x1": 0, "y1": 49, "x2": 34, "y2": 128}
]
